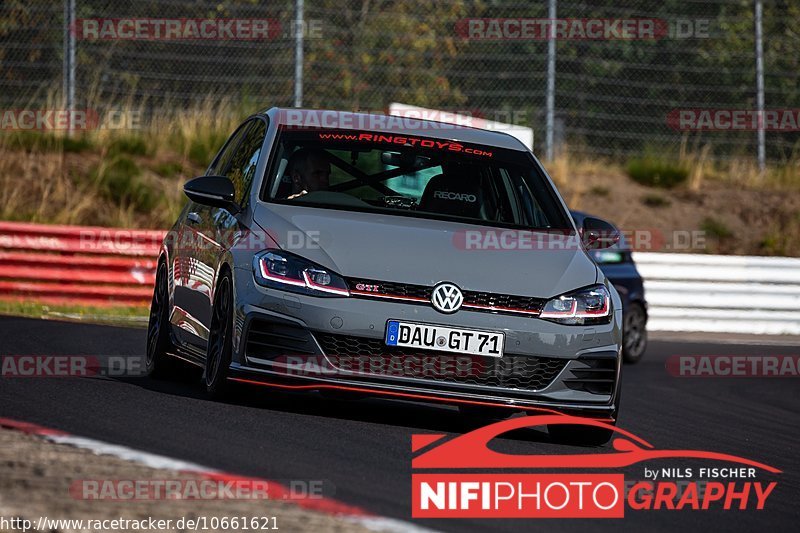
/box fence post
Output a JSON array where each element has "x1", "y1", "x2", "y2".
[
  {"x1": 545, "y1": 0, "x2": 556, "y2": 161},
  {"x1": 62, "y1": 0, "x2": 76, "y2": 136},
  {"x1": 293, "y1": 0, "x2": 304, "y2": 108},
  {"x1": 754, "y1": 0, "x2": 765, "y2": 172}
]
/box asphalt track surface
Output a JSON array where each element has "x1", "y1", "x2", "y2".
[{"x1": 1, "y1": 315, "x2": 798, "y2": 532}]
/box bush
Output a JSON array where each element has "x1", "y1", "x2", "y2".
[
  {"x1": 187, "y1": 130, "x2": 228, "y2": 167},
  {"x1": 627, "y1": 157, "x2": 689, "y2": 188},
  {"x1": 90, "y1": 157, "x2": 158, "y2": 212},
  {"x1": 153, "y1": 161, "x2": 184, "y2": 177},
  {"x1": 1, "y1": 131, "x2": 93, "y2": 153},
  {"x1": 107, "y1": 135, "x2": 150, "y2": 157},
  {"x1": 641, "y1": 193, "x2": 671, "y2": 207},
  {"x1": 700, "y1": 217, "x2": 733, "y2": 240},
  {"x1": 62, "y1": 135, "x2": 94, "y2": 153},
  {"x1": 760, "y1": 233, "x2": 786, "y2": 256}
]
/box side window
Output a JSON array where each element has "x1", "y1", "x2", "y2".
[
  {"x1": 503, "y1": 169, "x2": 549, "y2": 228},
  {"x1": 209, "y1": 122, "x2": 251, "y2": 176},
  {"x1": 225, "y1": 120, "x2": 267, "y2": 207}
]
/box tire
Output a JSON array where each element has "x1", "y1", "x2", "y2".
[
  {"x1": 547, "y1": 423, "x2": 615, "y2": 446},
  {"x1": 146, "y1": 262, "x2": 180, "y2": 379},
  {"x1": 205, "y1": 272, "x2": 234, "y2": 398},
  {"x1": 622, "y1": 302, "x2": 647, "y2": 364}
]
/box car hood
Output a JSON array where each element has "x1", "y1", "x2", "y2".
[{"x1": 254, "y1": 204, "x2": 598, "y2": 298}]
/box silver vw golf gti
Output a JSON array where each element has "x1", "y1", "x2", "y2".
[{"x1": 147, "y1": 108, "x2": 623, "y2": 444}]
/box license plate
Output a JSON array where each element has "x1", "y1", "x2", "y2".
[{"x1": 385, "y1": 320, "x2": 504, "y2": 357}]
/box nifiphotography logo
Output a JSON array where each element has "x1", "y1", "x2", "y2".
[{"x1": 411, "y1": 415, "x2": 780, "y2": 518}]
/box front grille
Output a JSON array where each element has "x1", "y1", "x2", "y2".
[
  {"x1": 563, "y1": 357, "x2": 616, "y2": 395},
  {"x1": 346, "y1": 277, "x2": 546, "y2": 317},
  {"x1": 462, "y1": 289, "x2": 545, "y2": 313},
  {"x1": 245, "y1": 318, "x2": 317, "y2": 359},
  {"x1": 352, "y1": 279, "x2": 431, "y2": 300},
  {"x1": 315, "y1": 333, "x2": 566, "y2": 392}
]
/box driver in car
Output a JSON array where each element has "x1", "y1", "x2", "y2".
[{"x1": 286, "y1": 148, "x2": 331, "y2": 199}]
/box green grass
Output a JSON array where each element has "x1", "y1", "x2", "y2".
[
  {"x1": 152, "y1": 161, "x2": 184, "y2": 177},
  {"x1": 107, "y1": 135, "x2": 150, "y2": 157},
  {"x1": 88, "y1": 156, "x2": 159, "y2": 212},
  {"x1": 186, "y1": 130, "x2": 229, "y2": 168},
  {"x1": 627, "y1": 156, "x2": 689, "y2": 188},
  {"x1": 760, "y1": 234, "x2": 786, "y2": 256},
  {"x1": 0, "y1": 300, "x2": 148, "y2": 327},
  {"x1": 1, "y1": 131, "x2": 94, "y2": 153},
  {"x1": 758, "y1": 212, "x2": 800, "y2": 256},
  {"x1": 700, "y1": 217, "x2": 733, "y2": 239}
]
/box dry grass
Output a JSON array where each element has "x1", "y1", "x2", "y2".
[
  {"x1": 545, "y1": 151, "x2": 622, "y2": 211},
  {"x1": 0, "y1": 143, "x2": 193, "y2": 228},
  {"x1": 0, "y1": 97, "x2": 249, "y2": 228},
  {"x1": 677, "y1": 137, "x2": 800, "y2": 191},
  {"x1": 547, "y1": 141, "x2": 800, "y2": 202}
]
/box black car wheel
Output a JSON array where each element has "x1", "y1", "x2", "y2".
[
  {"x1": 205, "y1": 272, "x2": 234, "y2": 398},
  {"x1": 622, "y1": 302, "x2": 647, "y2": 364},
  {"x1": 146, "y1": 262, "x2": 179, "y2": 378}
]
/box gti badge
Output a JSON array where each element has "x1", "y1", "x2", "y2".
[{"x1": 431, "y1": 282, "x2": 464, "y2": 314}]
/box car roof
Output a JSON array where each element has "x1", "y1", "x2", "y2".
[{"x1": 260, "y1": 107, "x2": 530, "y2": 152}]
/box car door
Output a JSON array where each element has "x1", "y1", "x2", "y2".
[
  {"x1": 180, "y1": 118, "x2": 268, "y2": 350},
  {"x1": 171, "y1": 121, "x2": 253, "y2": 349}
]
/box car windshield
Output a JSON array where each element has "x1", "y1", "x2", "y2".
[{"x1": 263, "y1": 129, "x2": 571, "y2": 230}]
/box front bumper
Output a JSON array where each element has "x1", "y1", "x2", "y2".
[{"x1": 231, "y1": 267, "x2": 623, "y2": 419}]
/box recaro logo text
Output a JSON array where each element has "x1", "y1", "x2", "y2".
[{"x1": 434, "y1": 191, "x2": 477, "y2": 202}]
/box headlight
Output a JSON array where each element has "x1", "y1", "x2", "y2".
[
  {"x1": 253, "y1": 250, "x2": 350, "y2": 297},
  {"x1": 539, "y1": 284, "x2": 611, "y2": 325}
]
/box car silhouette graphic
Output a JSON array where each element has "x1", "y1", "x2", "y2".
[{"x1": 412, "y1": 415, "x2": 781, "y2": 473}]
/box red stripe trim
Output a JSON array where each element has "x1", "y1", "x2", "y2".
[
  {"x1": 350, "y1": 290, "x2": 429, "y2": 302},
  {"x1": 462, "y1": 302, "x2": 541, "y2": 315}
]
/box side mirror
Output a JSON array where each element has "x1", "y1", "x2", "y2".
[
  {"x1": 183, "y1": 176, "x2": 239, "y2": 213},
  {"x1": 582, "y1": 216, "x2": 620, "y2": 250}
]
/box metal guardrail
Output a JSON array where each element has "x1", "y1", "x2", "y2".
[
  {"x1": 634, "y1": 252, "x2": 800, "y2": 335},
  {"x1": 1, "y1": 222, "x2": 797, "y2": 335}
]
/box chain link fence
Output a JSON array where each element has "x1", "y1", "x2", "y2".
[{"x1": 1, "y1": 0, "x2": 798, "y2": 163}]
